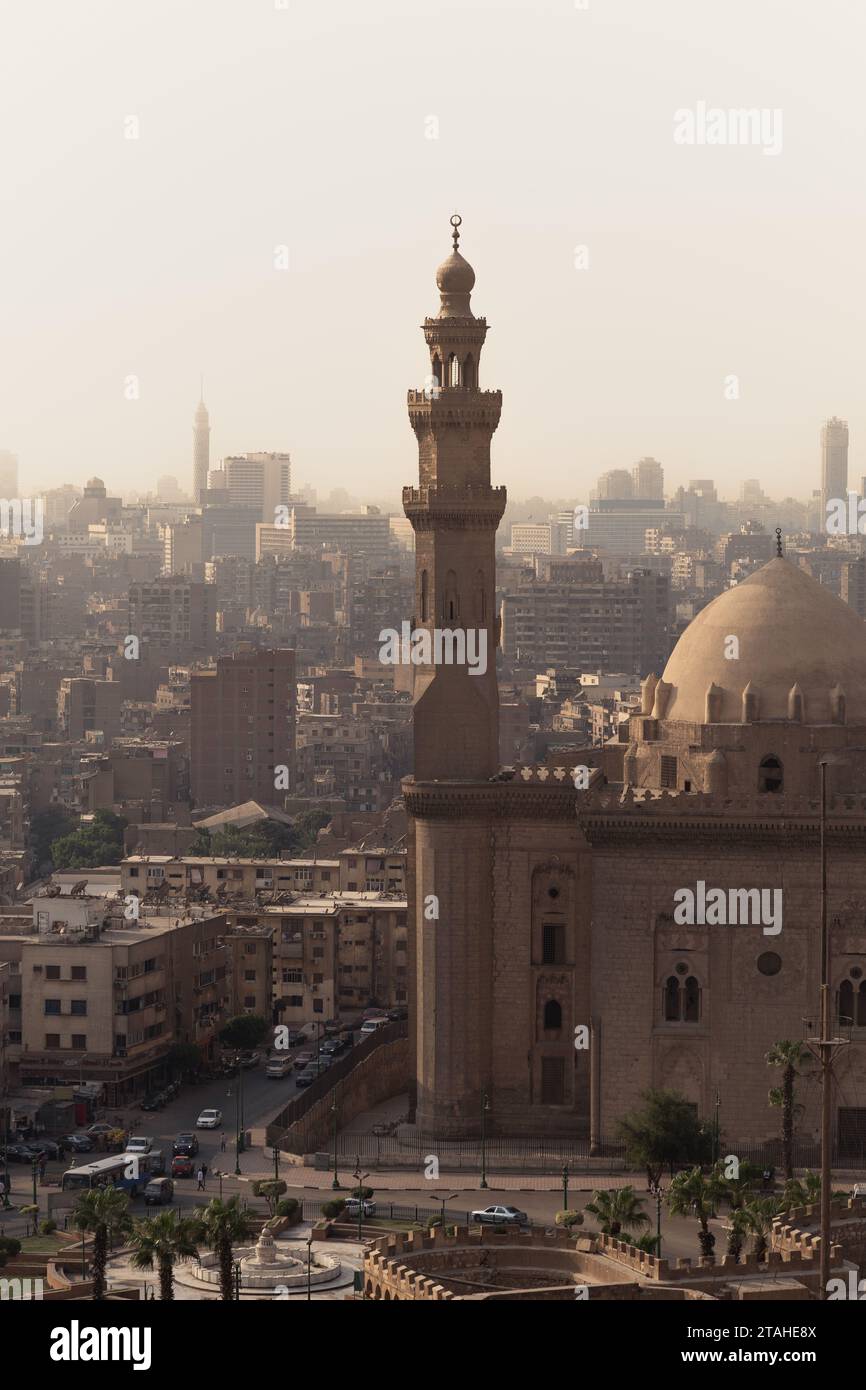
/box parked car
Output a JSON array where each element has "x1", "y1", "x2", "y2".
[
  {"x1": 470, "y1": 1205, "x2": 529, "y2": 1226},
  {"x1": 323, "y1": 1019, "x2": 342, "y2": 1036},
  {"x1": 31, "y1": 1140, "x2": 62, "y2": 1160},
  {"x1": 140, "y1": 1094, "x2": 164, "y2": 1112},
  {"x1": 343, "y1": 1197, "x2": 376, "y2": 1218},
  {"x1": 86, "y1": 1123, "x2": 117, "y2": 1139},
  {"x1": 293, "y1": 1051, "x2": 314, "y2": 1071},
  {"x1": 387, "y1": 1006, "x2": 408, "y2": 1022},
  {"x1": 320, "y1": 1038, "x2": 347, "y2": 1056},
  {"x1": 295, "y1": 1062, "x2": 330, "y2": 1088},
  {"x1": 58, "y1": 1133, "x2": 94, "y2": 1153},
  {"x1": 284, "y1": 1029, "x2": 305, "y2": 1047},
  {"x1": 172, "y1": 1133, "x2": 199, "y2": 1157},
  {"x1": 3, "y1": 1143, "x2": 40, "y2": 1163},
  {"x1": 196, "y1": 1109, "x2": 222, "y2": 1129},
  {"x1": 360, "y1": 1018, "x2": 388, "y2": 1036},
  {"x1": 238, "y1": 1051, "x2": 261, "y2": 1070},
  {"x1": 126, "y1": 1136, "x2": 154, "y2": 1154},
  {"x1": 171, "y1": 1155, "x2": 195, "y2": 1178},
  {"x1": 144, "y1": 1177, "x2": 175, "y2": 1206}
]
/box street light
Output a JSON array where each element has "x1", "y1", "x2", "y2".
[
  {"x1": 652, "y1": 1181, "x2": 665, "y2": 1256},
  {"x1": 330, "y1": 1098, "x2": 341, "y2": 1190},
  {"x1": 353, "y1": 1155, "x2": 370, "y2": 1243},
  {"x1": 306, "y1": 1234, "x2": 313, "y2": 1302},
  {"x1": 562, "y1": 1164, "x2": 569, "y2": 1212},
  {"x1": 480, "y1": 1089, "x2": 491, "y2": 1189}
]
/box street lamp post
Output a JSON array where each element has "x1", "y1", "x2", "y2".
[
  {"x1": 480, "y1": 1089, "x2": 490, "y2": 1189},
  {"x1": 654, "y1": 1183, "x2": 664, "y2": 1256},
  {"x1": 306, "y1": 1234, "x2": 313, "y2": 1302},
  {"x1": 562, "y1": 1164, "x2": 569, "y2": 1212},
  {"x1": 353, "y1": 1156, "x2": 370, "y2": 1243},
  {"x1": 273, "y1": 1144, "x2": 280, "y2": 1184},
  {"x1": 331, "y1": 1099, "x2": 341, "y2": 1190}
]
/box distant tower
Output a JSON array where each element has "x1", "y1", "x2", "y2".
[
  {"x1": 820, "y1": 416, "x2": 848, "y2": 529},
  {"x1": 403, "y1": 215, "x2": 506, "y2": 780},
  {"x1": 193, "y1": 391, "x2": 210, "y2": 504}
]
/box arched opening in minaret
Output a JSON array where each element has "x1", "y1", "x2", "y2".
[
  {"x1": 420, "y1": 569, "x2": 428, "y2": 623},
  {"x1": 474, "y1": 569, "x2": 486, "y2": 622},
  {"x1": 543, "y1": 999, "x2": 562, "y2": 1031},
  {"x1": 839, "y1": 978, "x2": 855, "y2": 1026},
  {"x1": 447, "y1": 353, "x2": 460, "y2": 387},
  {"x1": 443, "y1": 570, "x2": 459, "y2": 621},
  {"x1": 431, "y1": 355, "x2": 442, "y2": 387},
  {"x1": 758, "y1": 755, "x2": 783, "y2": 793},
  {"x1": 463, "y1": 354, "x2": 475, "y2": 388}
]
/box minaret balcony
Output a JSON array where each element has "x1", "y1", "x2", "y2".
[{"x1": 407, "y1": 388, "x2": 502, "y2": 432}]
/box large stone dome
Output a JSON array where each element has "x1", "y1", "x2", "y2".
[{"x1": 658, "y1": 557, "x2": 866, "y2": 724}]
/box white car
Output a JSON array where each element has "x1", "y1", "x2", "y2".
[
  {"x1": 470, "y1": 1205, "x2": 529, "y2": 1226},
  {"x1": 196, "y1": 1109, "x2": 222, "y2": 1129},
  {"x1": 344, "y1": 1197, "x2": 376, "y2": 1218},
  {"x1": 125, "y1": 1136, "x2": 154, "y2": 1154}
]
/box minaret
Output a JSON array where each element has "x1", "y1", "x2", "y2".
[
  {"x1": 403, "y1": 216, "x2": 506, "y2": 780},
  {"x1": 193, "y1": 387, "x2": 210, "y2": 503}
]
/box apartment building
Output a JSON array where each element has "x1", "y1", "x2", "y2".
[{"x1": 190, "y1": 646, "x2": 296, "y2": 809}]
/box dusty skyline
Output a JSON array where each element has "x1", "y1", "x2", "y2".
[{"x1": 2, "y1": 0, "x2": 864, "y2": 500}]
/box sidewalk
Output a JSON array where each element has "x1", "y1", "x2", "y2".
[{"x1": 241, "y1": 1163, "x2": 645, "y2": 1193}]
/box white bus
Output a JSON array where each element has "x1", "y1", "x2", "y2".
[{"x1": 60, "y1": 1151, "x2": 159, "y2": 1197}]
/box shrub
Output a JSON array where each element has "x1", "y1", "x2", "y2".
[
  {"x1": 426, "y1": 1214, "x2": 443, "y2": 1229},
  {"x1": 0, "y1": 1237, "x2": 22, "y2": 1257},
  {"x1": 321, "y1": 1199, "x2": 346, "y2": 1219},
  {"x1": 275, "y1": 1197, "x2": 300, "y2": 1220},
  {"x1": 555, "y1": 1210, "x2": 584, "y2": 1228},
  {"x1": 40, "y1": 1219, "x2": 57, "y2": 1235},
  {"x1": 351, "y1": 1185, "x2": 374, "y2": 1200}
]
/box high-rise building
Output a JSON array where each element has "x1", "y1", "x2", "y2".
[
  {"x1": 402, "y1": 215, "x2": 505, "y2": 780},
  {"x1": 190, "y1": 646, "x2": 296, "y2": 808},
  {"x1": 631, "y1": 457, "x2": 664, "y2": 499},
  {"x1": 128, "y1": 578, "x2": 216, "y2": 660},
  {"x1": 594, "y1": 469, "x2": 633, "y2": 500},
  {"x1": 820, "y1": 416, "x2": 849, "y2": 528},
  {"x1": 193, "y1": 396, "x2": 211, "y2": 503},
  {"x1": 224, "y1": 452, "x2": 291, "y2": 523}
]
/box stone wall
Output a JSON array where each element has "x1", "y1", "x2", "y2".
[{"x1": 269, "y1": 1036, "x2": 409, "y2": 1154}]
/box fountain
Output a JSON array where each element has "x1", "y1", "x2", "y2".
[{"x1": 192, "y1": 1227, "x2": 341, "y2": 1293}]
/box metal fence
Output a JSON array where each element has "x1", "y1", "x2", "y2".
[{"x1": 300, "y1": 1197, "x2": 472, "y2": 1226}]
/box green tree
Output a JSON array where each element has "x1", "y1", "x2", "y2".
[
  {"x1": 716, "y1": 1158, "x2": 763, "y2": 1210},
  {"x1": 129, "y1": 1211, "x2": 201, "y2": 1300},
  {"x1": 725, "y1": 1208, "x2": 749, "y2": 1262},
  {"x1": 219, "y1": 1015, "x2": 270, "y2": 1051},
  {"x1": 29, "y1": 807, "x2": 76, "y2": 873},
  {"x1": 252, "y1": 1180, "x2": 287, "y2": 1217},
  {"x1": 71, "y1": 1186, "x2": 133, "y2": 1300},
  {"x1": 766, "y1": 1040, "x2": 811, "y2": 1181},
  {"x1": 166, "y1": 1042, "x2": 201, "y2": 1078},
  {"x1": 616, "y1": 1089, "x2": 713, "y2": 1188},
  {"x1": 667, "y1": 1166, "x2": 725, "y2": 1261},
  {"x1": 51, "y1": 810, "x2": 128, "y2": 871},
  {"x1": 198, "y1": 1196, "x2": 251, "y2": 1302},
  {"x1": 584, "y1": 1185, "x2": 649, "y2": 1238},
  {"x1": 743, "y1": 1195, "x2": 783, "y2": 1262}
]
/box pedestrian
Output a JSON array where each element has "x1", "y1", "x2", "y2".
[
  {"x1": 220, "y1": 1132, "x2": 226, "y2": 1152},
  {"x1": 196, "y1": 1166, "x2": 205, "y2": 1190},
  {"x1": 38, "y1": 1155, "x2": 47, "y2": 1183},
  {"x1": 201, "y1": 1162, "x2": 208, "y2": 1182}
]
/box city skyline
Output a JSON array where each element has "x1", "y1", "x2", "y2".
[{"x1": 2, "y1": 0, "x2": 865, "y2": 500}]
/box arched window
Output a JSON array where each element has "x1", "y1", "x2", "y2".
[
  {"x1": 474, "y1": 568, "x2": 486, "y2": 622},
  {"x1": 858, "y1": 981, "x2": 866, "y2": 1027},
  {"x1": 758, "y1": 755, "x2": 783, "y2": 793},
  {"x1": 420, "y1": 569, "x2": 428, "y2": 623},
  {"x1": 664, "y1": 976, "x2": 680, "y2": 1022},
  {"x1": 839, "y1": 978, "x2": 854, "y2": 1026},
  {"x1": 463, "y1": 354, "x2": 475, "y2": 388},
  {"x1": 432, "y1": 355, "x2": 442, "y2": 387},
  {"x1": 443, "y1": 569, "x2": 459, "y2": 622},
  {"x1": 683, "y1": 976, "x2": 701, "y2": 1023},
  {"x1": 447, "y1": 353, "x2": 460, "y2": 387},
  {"x1": 543, "y1": 999, "x2": 562, "y2": 1030}
]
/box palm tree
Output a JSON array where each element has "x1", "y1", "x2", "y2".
[
  {"x1": 766, "y1": 1040, "x2": 811, "y2": 1181},
  {"x1": 199, "y1": 1196, "x2": 250, "y2": 1301},
  {"x1": 667, "y1": 1166, "x2": 724, "y2": 1261},
  {"x1": 743, "y1": 1195, "x2": 782, "y2": 1262},
  {"x1": 129, "y1": 1211, "x2": 201, "y2": 1301},
  {"x1": 584, "y1": 1186, "x2": 650, "y2": 1238},
  {"x1": 71, "y1": 1186, "x2": 133, "y2": 1300},
  {"x1": 725, "y1": 1208, "x2": 749, "y2": 1263}
]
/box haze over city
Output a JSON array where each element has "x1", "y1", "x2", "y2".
[{"x1": 3, "y1": 0, "x2": 865, "y2": 501}]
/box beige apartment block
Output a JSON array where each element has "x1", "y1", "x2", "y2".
[
  {"x1": 224, "y1": 923, "x2": 273, "y2": 1019},
  {"x1": 0, "y1": 893, "x2": 229, "y2": 1104}
]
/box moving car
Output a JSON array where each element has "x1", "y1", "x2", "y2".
[
  {"x1": 295, "y1": 1061, "x2": 331, "y2": 1088},
  {"x1": 343, "y1": 1197, "x2": 376, "y2": 1218},
  {"x1": 470, "y1": 1205, "x2": 529, "y2": 1226},
  {"x1": 360, "y1": 1017, "x2": 388, "y2": 1036},
  {"x1": 196, "y1": 1109, "x2": 222, "y2": 1129},
  {"x1": 238, "y1": 1051, "x2": 261, "y2": 1069},
  {"x1": 144, "y1": 1177, "x2": 175, "y2": 1206},
  {"x1": 265, "y1": 1055, "x2": 293, "y2": 1079},
  {"x1": 171, "y1": 1155, "x2": 195, "y2": 1178},
  {"x1": 125, "y1": 1136, "x2": 154, "y2": 1154},
  {"x1": 320, "y1": 1037, "x2": 349, "y2": 1057},
  {"x1": 172, "y1": 1133, "x2": 199, "y2": 1157},
  {"x1": 293, "y1": 1051, "x2": 314, "y2": 1071}
]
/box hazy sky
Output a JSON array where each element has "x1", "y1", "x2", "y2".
[{"x1": 2, "y1": 0, "x2": 864, "y2": 503}]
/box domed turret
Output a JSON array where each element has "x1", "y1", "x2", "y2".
[{"x1": 435, "y1": 214, "x2": 476, "y2": 318}]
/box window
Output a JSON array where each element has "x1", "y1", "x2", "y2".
[
  {"x1": 540, "y1": 1057, "x2": 565, "y2": 1105},
  {"x1": 839, "y1": 978, "x2": 854, "y2": 1025},
  {"x1": 70, "y1": 1000, "x2": 87, "y2": 1016},
  {"x1": 758, "y1": 755, "x2": 783, "y2": 794},
  {"x1": 46, "y1": 965, "x2": 60, "y2": 980},
  {"x1": 287, "y1": 995, "x2": 303, "y2": 1007},
  {"x1": 542, "y1": 922, "x2": 565, "y2": 965},
  {"x1": 244, "y1": 995, "x2": 256, "y2": 1009},
  {"x1": 245, "y1": 944, "x2": 257, "y2": 955},
  {"x1": 663, "y1": 976, "x2": 680, "y2": 1022},
  {"x1": 71, "y1": 966, "x2": 87, "y2": 981},
  {"x1": 71, "y1": 1035, "x2": 87, "y2": 1050},
  {"x1": 313, "y1": 999, "x2": 324, "y2": 1013},
  {"x1": 244, "y1": 970, "x2": 256, "y2": 982},
  {"x1": 683, "y1": 976, "x2": 700, "y2": 1023},
  {"x1": 543, "y1": 999, "x2": 562, "y2": 1030},
  {"x1": 660, "y1": 755, "x2": 677, "y2": 789},
  {"x1": 664, "y1": 974, "x2": 701, "y2": 1022},
  {"x1": 44, "y1": 999, "x2": 61, "y2": 1015},
  {"x1": 45, "y1": 1033, "x2": 60, "y2": 1049}
]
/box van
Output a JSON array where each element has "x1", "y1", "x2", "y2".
[
  {"x1": 266, "y1": 1055, "x2": 293, "y2": 1079},
  {"x1": 143, "y1": 1177, "x2": 174, "y2": 1206},
  {"x1": 149, "y1": 1150, "x2": 166, "y2": 1175},
  {"x1": 360, "y1": 1017, "x2": 388, "y2": 1036}
]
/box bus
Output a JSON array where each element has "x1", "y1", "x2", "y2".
[{"x1": 60, "y1": 1151, "x2": 159, "y2": 1197}]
